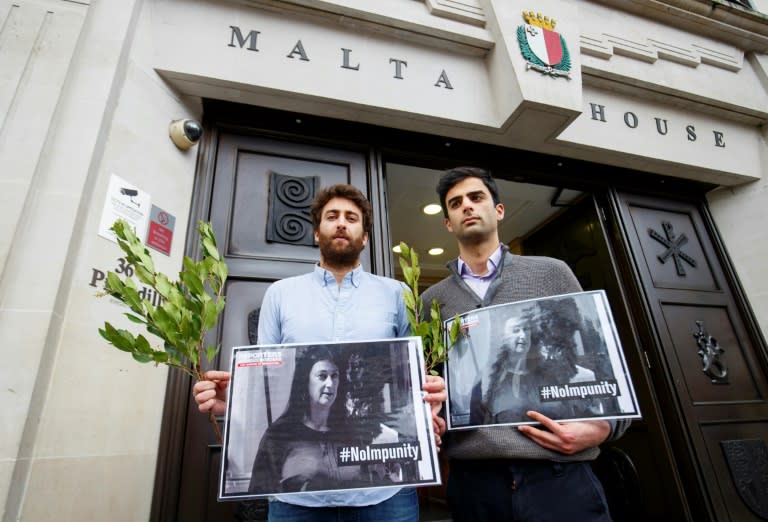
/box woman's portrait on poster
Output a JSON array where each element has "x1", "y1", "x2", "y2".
[
  {"x1": 248, "y1": 345, "x2": 408, "y2": 495},
  {"x1": 475, "y1": 297, "x2": 609, "y2": 425}
]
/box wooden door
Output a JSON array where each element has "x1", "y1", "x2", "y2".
[
  {"x1": 524, "y1": 195, "x2": 690, "y2": 520},
  {"x1": 154, "y1": 129, "x2": 375, "y2": 522},
  {"x1": 613, "y1": 191, "x2": 768, "y2": 521}
]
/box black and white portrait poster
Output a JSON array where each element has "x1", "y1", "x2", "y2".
[
  {"x1": 219, "y1": 337, "x2": 441, "y2": 500},
  {"x1": 444, "y1": 290, "x2": 641, "y2": 430}
]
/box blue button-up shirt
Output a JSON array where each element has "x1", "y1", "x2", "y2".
[{"x1": 257, "y1": 264, "x2": 411, "y2": 507}]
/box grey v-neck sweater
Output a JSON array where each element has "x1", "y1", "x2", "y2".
[{"x1": 423, "y1": 248, "x2": 630, "y2": 461}]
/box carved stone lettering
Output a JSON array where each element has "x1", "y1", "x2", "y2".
[{"x1": 587, "y1": 101, "x2": 727, "y2": 148}]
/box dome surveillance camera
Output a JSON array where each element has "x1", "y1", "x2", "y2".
[{"x1": 169, "y1": 119, "x2": 203, "y2": 150}]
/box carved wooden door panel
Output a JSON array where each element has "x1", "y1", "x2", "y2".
[
  {"x1": 526, "y1": 195, "x2": 689, "y2": 520},
  {"x1": 167, "y1": 131, "x2": 372, "y2": 522},
  {"x1": 614, "y1": 191, "x2": 768, "y2": 521}
]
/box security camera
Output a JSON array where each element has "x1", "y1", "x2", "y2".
[
  {"x1": 169, "y1": 119, "x2": 203, "y2": 150},
  {"x1": 119, "y1": 187, "x2": 140, "y2": 206}
]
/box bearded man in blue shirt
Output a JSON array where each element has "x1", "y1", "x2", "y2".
[{"x1": 194, "y1": 183, "x2": 446, "y2": 522}]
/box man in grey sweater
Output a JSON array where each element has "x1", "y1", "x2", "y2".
[{"x1": 423, "y1": 166, "x2": 629, "y2": 521}]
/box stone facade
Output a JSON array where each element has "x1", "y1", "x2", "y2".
[{"x1": 1, "y1": 0, "x2": 766, "y2": 520}]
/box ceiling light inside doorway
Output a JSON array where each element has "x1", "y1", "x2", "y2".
[
  {"x1": 428, "y1": 248, "x2": 444, "y2": 256},
  {"x1": 422, "y1": 204, "x2": 442, "y2": 215}
]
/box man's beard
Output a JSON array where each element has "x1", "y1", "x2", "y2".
[{"x1": 318, "y1": 233, "x2": 365, "y2": 268}]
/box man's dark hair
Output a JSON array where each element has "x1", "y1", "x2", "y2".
[
  {"x1": 437, "y1": 166, "x2": 501, "y2": 217},
  {"x1": 310, "y1": 184, "x2": 373, "y2": 235}
]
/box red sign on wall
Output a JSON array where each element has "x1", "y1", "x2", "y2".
[{"x1": 146, "y1": 205, "x2": 175, "y2": 255}]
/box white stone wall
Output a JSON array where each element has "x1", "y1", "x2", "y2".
[
  {"x1": 1, "y1": 0, "x2": 201, "y2": 520},
  {"x1": 707, "y1": 123, "x2": 768, "y2": 344},
  {"x1": 707, "y1": 49, "x2": 768, "y2": 342},
  {"x1": 0, "y1": 0, "x2": 89, "y2": 517},
  {"x1": 753, "y1": 0, "x2": 768, "y2": 14}
]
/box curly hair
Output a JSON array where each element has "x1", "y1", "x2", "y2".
[
  {"x1": 484, "y1": 309, "x2": 536, "y2": 405},
  {"x1": 310, "y1": 184, "x2": 372, "y2": 235}
]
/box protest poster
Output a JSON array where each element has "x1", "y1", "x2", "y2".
[
  {"x1": 219, "y1": 337, "x2": 441, "y2": 500},
  {"x1": 444, "y1": 290, "x2": 641, "y2": 430}
]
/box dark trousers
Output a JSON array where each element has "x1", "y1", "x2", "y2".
[{"x1": 447, "y1": 459, "x2": 612, "y2": 522}]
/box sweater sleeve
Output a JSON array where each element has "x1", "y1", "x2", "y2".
[
  {"x1": 550, "y1": 258, "x2": 583, "y2": 294},
  {"x1": 605, "y1": 417, "x2": 631, "y2": 441}
]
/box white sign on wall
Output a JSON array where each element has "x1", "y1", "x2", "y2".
[{"x1": 98, "y1": 174, "x2": 151, "y2": 243}]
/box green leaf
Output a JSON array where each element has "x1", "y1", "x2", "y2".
[
  {"x1": 449, "y1": 315, "x2": 461, "y2": 345},
  {"x1": 152, "y1": 352, "x2": 169, "y2": 364},
  {"x1": 134, "y1": 265, "x2": 156, "y2": 286},
  {"x1": 124, "y1": 313, "x2": 146, "y2": 324},
  {"x1": 398, "y1": 256, "x2": 409, "y2": 275},
  {"x1": 168, "y1": 285, "x2": 186, "y2": 310},
  {"x1": 402, "y1": 289, "x2": 416, "y2": 309},
  {"x1": 154, "y1": 274, "x2": 175, "y2": 300},
  {"x1": 212, "y1": 261, "x2": 228, "y2": 290},
  {"x1": 98, "y1": 220, "x2": 227, "y2": 380},
  {"x1": 394, "y1": 241, "x2": 457, "y2": 373},
  {"x1": 179, "y1": 310, "x2": 195, "y2": 338},
  {"x1": 405, "y1": 308, "x2": 417, "y2": 327},
  {"x1": 205, "y1": 345, "x2": 219, "y2": 362},
  {"x1": 164, "y1": 342, "x2": 182, "y2": 359},
  {"x1": 430, "y1": 303, "x2": 441, "y2": 322},
  {"x1": 401, "y1": 265, "x2": 414, "y2": 286},
  {"x1": 193, "y1": 258, "x2": 208, "y2": 282},
  {"x1": 101, "y1": 323, "x2": 136, "y2": 352},
  {"x1": 98, "y1": 326, "x2": 111, "y2": 343},
  {"x1": 104, "y1": 273, "x2": 129, "y2": 305},
  {"x1": 181, "y1": 263, "x2": 205, "y2": 296},
  {"x1": 139, "y1": 250, "x2": 155, "y2": 274},
  {"x1": 201, "y1": 299, "x2": 219, "y2": 330},
  {"x1": 132, "y1": 352, "x2": 152, "y2": 363},
  {"x1": 202, "y1": 237, "x2": 220, "y2": 261},
  {"x1": 120, "y1": 283, "x2": 143, "y2": 313},
  {"x1": 111, "y1": 220, "x2": 131, "y2": 242},
  {"x1": 135, "y1": 334, "x2": 153, "y2": 354},
  {"x1": 414, "y1": 322, "x2": 429, "y2": 337},
  {"x1": 151, "y1": 306, "x2": 178, "y2": 343}
]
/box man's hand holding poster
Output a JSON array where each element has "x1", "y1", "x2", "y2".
[{"x1": 444, "y1": 290, "x2": 641, "y2": 430}]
